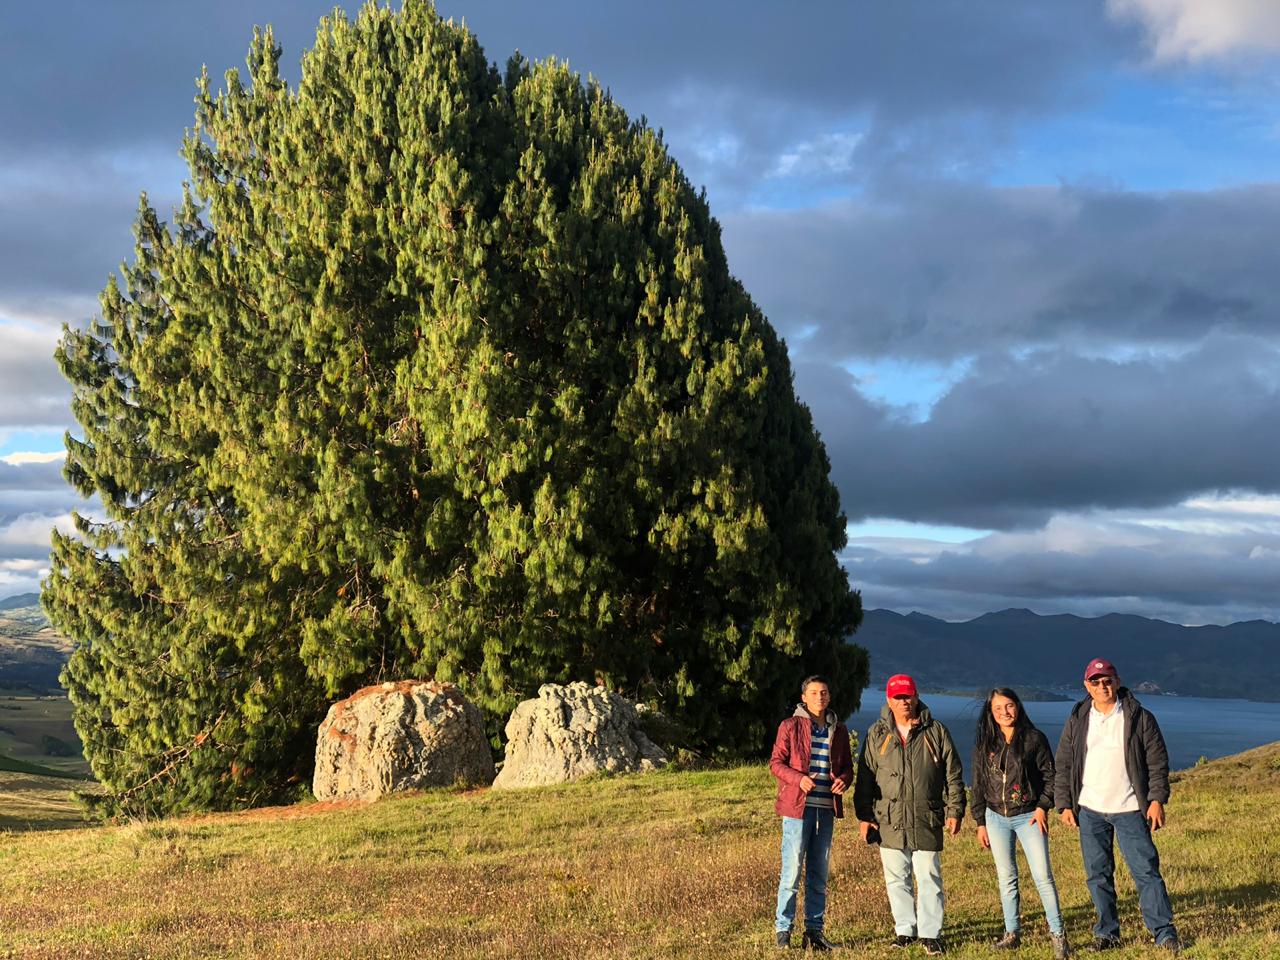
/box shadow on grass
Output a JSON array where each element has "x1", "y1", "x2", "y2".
[
  {"x1": 1174, "y1": 879, "x2": 1278, "y2": 913},
  {"x1": 0, "y1": 811, "x2": 93, "y2": 832}
]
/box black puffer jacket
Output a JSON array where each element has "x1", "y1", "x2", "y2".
[
  {"x1": 971, "y1": 728, "x2": 1054, "y2": 827},
  {"x1": 1054, "y1": 688, "x2": 1170, "y2": 814}
]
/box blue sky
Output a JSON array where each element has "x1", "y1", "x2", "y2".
[{"x1": 2, "y1": 0, "x2": 1280, "y2": 623}]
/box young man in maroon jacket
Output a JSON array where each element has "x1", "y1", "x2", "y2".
[{"x1": 770, "y1": 674, "x2": 855, "y2": 950}]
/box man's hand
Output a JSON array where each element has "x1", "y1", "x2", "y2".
[
  {"x1": 831, "y1": 778, "x2": 848, "y2": 796},
  {"x1": 1031, "y1": 807, "x2": 1049, "y2": 835},
  {"x1": 1147, "y1": 800, "x2": 1166, "y2": 831},
  {"x1": 860, "y1": 820, "x2": 879, "y2": 842},
  {"x1": 799, "y1": 775, "x2": 815, "y2": 793},
  {"x1": 1060, "y1": 809, "x2": 1077, "y2": 828},
  {"x1": 945, "y1": 817, "x2": 960, "y2": 836},
  {"x1": 976, "y1": 825, "x2": 990, "y2": 849}
]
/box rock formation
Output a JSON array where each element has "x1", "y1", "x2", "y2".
[
  {"x1": 493, "y1": 681, "x2": 667, "y2": 789},
  {"x1": 313, "y1": 680, "x2": 494, "y2": 802}
]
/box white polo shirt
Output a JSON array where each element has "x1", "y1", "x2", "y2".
[{"x1": 1078, "y1": 701, "x2": 1141, "y2": 813}]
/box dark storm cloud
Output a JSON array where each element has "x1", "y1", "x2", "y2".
[
  {"x1": 0, "y1": 325, "x2": 70, "y2": 427},
  {"x1": 725, "y1": 181, "x2": 1280, "y2": 361},
  {"x1": 442, "y1": 0, "x2": 1119, "y2": 118},
  {"x1": 0, "y1": 159, "x2": 153, "y2": 323},
  {"x1": 3, "y1": 1, "x2": 1122, "y2": 160},
  {"x1": 845, "y1": 523, "x2": 1280, "y2": 625},
  {"x1": 0, "y1": 459, "x2": 66, "y2": 493},
  {"x1": 0, "y1": 2, "x2": 1132, "y2": 322},
  {"x1": 0, "y1": 2, "x2": 364, "y2": 158},
  {"x1": 439, "y1": 0, "x2": 1133, "y2": 196},
  {"x1": 801, "y1": 335, "x2": 1280, "y2": 529}
]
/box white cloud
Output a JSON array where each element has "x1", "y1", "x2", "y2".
[
  {"x1": 0, "y1": 512, "x2": 73, "y2": 555},
  {"x1": 1109, "y1": 0, "x2": 1280, "y2": 62},
  {"x1": 845, "y1": 497, "x2": 1280, "y2": 624},
  {"x1": 771, "y1": 131, "x2": 864, "y2": 179},
  {"x1": 1, "y1": 452, "x2": 63, "y2": 466}
]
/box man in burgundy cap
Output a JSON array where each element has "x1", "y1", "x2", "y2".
[
  {"x1": 853, "y1": 674, "x2": 965, "y2": 956},
  {"x1": 1055, "y1": 658, "x2": 1180, "y2": 954}
]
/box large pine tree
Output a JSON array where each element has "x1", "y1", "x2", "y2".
[{"x1": 45, "y1": 1, "x2": 866, "y2": 816}]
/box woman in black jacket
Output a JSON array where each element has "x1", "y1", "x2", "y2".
[{"x1": 972, "y1": 688, "x2": 1069, "y2": 957}]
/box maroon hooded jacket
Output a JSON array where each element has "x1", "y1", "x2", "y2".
[{"x1": 770, "y1": 706, "x2": 855, "y2": 818}]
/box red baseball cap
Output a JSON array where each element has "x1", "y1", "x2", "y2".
[
  {"x1": 886, "y1": 674, "x2": 917, "y2": 698},
  {"x1": 1084, "y1": 658, "x2": 1118, "y2": 681}
]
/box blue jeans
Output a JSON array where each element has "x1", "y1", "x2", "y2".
[
  {"x1": 775, "y1": 807, "x2": 834, "y2": 933},
  {"x1": 1078, "y1": 807, "x2": 1177, "y2": 944},
  {"x1": 986, "y1": 810, "x2": 1064, "y2": 935},
  {"x1": 879, "y1": 846, "x2": 945, "y2": 939}
]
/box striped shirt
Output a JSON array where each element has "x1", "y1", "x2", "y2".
[{"x1": 805, "y1": 722, "x2": 835, "y2": 810}]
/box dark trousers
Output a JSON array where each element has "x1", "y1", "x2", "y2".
[{"x1": 1078, "y1": 807, "x2": 1177, "y2": 944}]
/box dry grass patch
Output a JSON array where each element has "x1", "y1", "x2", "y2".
[{"x1": 1, "y1": 750, "x2": 1278, "y2": 957}]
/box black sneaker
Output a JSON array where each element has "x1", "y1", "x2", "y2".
[
  {"x1": 1089, "y1": 936, "x2": 1122, "y2": 952},
  {"x1": 890, "y1": 935, "x2": 917, "y2": 948},
  {"x1": 921, "y1": 939, "x2": 946, "y2": 956},
  {"x1": 802, "y1": 930, "x2": 836, "y2": 951},
  {"x1": 776, "y1": 929, "x2": 791, "y2": 948},
  {"x1": 1156, "y1": 935, "x2": 1181, "y2": 956}
]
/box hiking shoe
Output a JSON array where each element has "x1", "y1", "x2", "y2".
[
  {"x1": 1052, "y1": 931, "x2": 1071, "y2": 959},
  {"x1": 776, "y1": 929, "x2": 791, "y2": 948},
  {"x1": 1156, "y1": 935, "x2": 1181, "y2": 956},
  {"x1": 921, "y1": 939, "x2": 946, "y2": 956},
  {"x1": 993, "y1": 930, "x2": 1021, "y2": 949},
  {"x1": 890, "y1": 934, "x2": 917, "y2": 948},
  {"x1": 802, "y1": 930, "x2": 836, "y2": 951},
  {"x1": 1088, "y1": 937, "x2": 1122, "y2": 952}
]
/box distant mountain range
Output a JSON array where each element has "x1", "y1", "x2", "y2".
[
  {"x1": 0, "y1": 592, "x2": 40, "y2": 612},
  {"x1": 854, "y1": 608, "x2": 1280, "y2": 702}
]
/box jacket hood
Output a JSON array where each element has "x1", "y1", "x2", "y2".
[{"x1": 792, "y1": 704, "x2": 840, "y2": 726}]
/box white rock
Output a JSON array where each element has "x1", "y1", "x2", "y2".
[
  {"x1": 492, "y1": 681, "x2": 667, "y2": 789},
  {"x1": 313, "y1": 680, "x2": 494, "y2": 802}
]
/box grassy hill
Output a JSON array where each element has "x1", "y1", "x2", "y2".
[
  {"x1": 0, "y1": 600, "x2": 71, "y2": 694},
  {"x1": 0, "y1": 690, "x2": 88, "y2": 781},
  {"x1": 0, "y1": 745, "x2": 1276, "y2": 958}
]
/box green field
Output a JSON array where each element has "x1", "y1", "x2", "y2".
[
  {"x1": 0, "y1": 690, "x2": 89, "y2": 779},
  {"x1": 0, "y1": 741, "x2": 1275, "y2": 958},
  {"x1": 0, "y1": 691, "x2": 95, "y2": 833}
]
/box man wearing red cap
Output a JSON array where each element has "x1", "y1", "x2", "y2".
[
  {"x1": 1055, "y1": 658, "x2": 1180, "y2": 954},
  {"x1": 853, "y1": 674, "x2": 965, "y2": 956}
]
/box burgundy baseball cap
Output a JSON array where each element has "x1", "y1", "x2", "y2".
[
  {"x1": 886, "y1": 674, "x2": 918, "y2": 698},
  {"x1": 1084, "y1": 658, "x2": 1118, "y2": 681}
]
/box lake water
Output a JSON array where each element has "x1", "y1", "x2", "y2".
[{"x1": 846, "y1": 688, "x2": 1280, "y2": 780}]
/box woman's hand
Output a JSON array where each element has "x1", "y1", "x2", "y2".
[
  {"x1": 977, "y1": 825, "x2": 991, "y2": 849},
  {"x1": 1031, "y1": 807, "x2": 1048, "y2": 835}
]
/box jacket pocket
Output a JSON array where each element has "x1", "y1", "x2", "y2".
[{"x1": 875, "y1": 799, "x2": 892, "y2": 825}]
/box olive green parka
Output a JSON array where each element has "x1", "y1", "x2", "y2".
[{"x1": 853, "y1": 701, "x2": 966, "y2": 852}]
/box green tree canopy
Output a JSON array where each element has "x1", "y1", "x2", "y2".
[{"x1": 44, "y1": 0, "x2": 866, "y2": 816}]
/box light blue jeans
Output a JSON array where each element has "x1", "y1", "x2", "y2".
[
  {"x1": 775, "y1": 807, "x2": 834, "y2": 933},
  {"x1": 986, "y1": 809, "x2": 1064, "y2": 935},
  {"x1": 879, "y1": 846, "x2": 944, "y2": 939}
]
